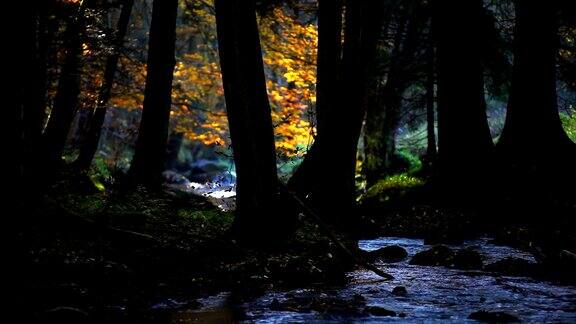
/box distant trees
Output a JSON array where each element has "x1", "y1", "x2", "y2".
[
  {"x1": 127, "y1": 0, "x2": 179, "y2": 187},
  {"x1": 214, "y1": 0, "x2": 286, "y2": 240},
  {"x1": 363, "y1": 1, "x2": 428, "y2": 186}
]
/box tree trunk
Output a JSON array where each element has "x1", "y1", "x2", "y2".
[
  {"x1": 314, "y1": 0, "x2": 343, "y2": 138},
  {"x1": 433, "y1": 0, "x2": 493, "y2": 181},
  {"x1": 165, "y1": 132, "x2": 184, "y2": 171},
  {"x1": 41, "y1": 3, "x2": 86, "y2": 170},
  {"x1": 76, "y1": 0, "x2": 135, "y2": 171},
  {"x1": 127, "y1": 0, "x2": 178, "y2": 187},
  {"x1": 290, "y1": 0, "x2": 387, "y2": 225},
  {"x1": 497, "y1": 0, "x2": 574, "y2": 166},
  {"x1": 9, "y1": 2, "x2": 37, "y2": 204},
  {"x1": 214, "y1": 0, "x2": 283, "y2": 240},
  {"x1": 16, "y1": 1, "x2": 57, "y2": 197},
  {"x1": 425, "y1": 41, "x2": 437, "y2": 163},
  {"x1": 287, "y1": 0, "x2": 343, "y2": 205},
  {"x1": 23, "y1": 1, "x2": 55, "y2": 163}
]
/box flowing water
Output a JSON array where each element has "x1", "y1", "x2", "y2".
[{"x1": 167, "y1": 237, "x2": 576, "y2": 323}]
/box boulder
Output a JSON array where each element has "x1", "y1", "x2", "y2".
[
  {"x1": 409, "y1": 245, "x2": 455, "y2": 266},
  {"x1": 484, "y1": 257, "x2": 536, "y2": 277},
  {"x1": 451, "y1": 248, "x2": 483, "y2": 270},
  {"x1": 392, "y1": 286, "x2": 408, "y2": 296},
  {"x1": 367, "y1": 245, "x2": 408, "y2": 263},
  {"x1": 365, "y1": 306, "x2": 397, "y2": 317}
]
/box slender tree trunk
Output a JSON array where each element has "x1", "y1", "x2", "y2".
[
  {"x1": 23, "y1": 1, "x2": 54, "y2": 161},
  {"x1": 76, "y1": 0, "x2": 135, "y2": 171},
  {"x1": 166, "y1": 132, "x2": 184, "y2": 171},
  {"x1": 42, "y1": 1, "x2": 94, "y2": 171},
  {"x1": 127, "y1": 0, "x2": 178, "y2": 187},
  {"x1": 425, "y1": 41, "x2": 437, "y2": 162},
  {"x1": 433, "y1": 0, "x2": 493, "y2": 181},
  {"x1": 214, "y1": 0, "x2": 283, "y2": 240},
  {"x1": 364, "y1": 84, "x2": 404, "y2": 185},
  {"x1": 497, "y1": 0, "x2": 574, "y2": 165}
]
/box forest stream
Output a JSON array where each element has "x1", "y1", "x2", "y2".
[{"x1": 160, "y1": 237, "x2": 576, "y2": 323}]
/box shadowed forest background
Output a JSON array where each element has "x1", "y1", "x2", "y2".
[{"x1": 8, "y1": 0, "x2": 576, "y2": 322}]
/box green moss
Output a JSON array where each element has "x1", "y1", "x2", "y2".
[
  {"x1": 561, "y1": 112, "x2": 576, "y2": 142},
  {"x1": 364, "y1": 173, "x2": 424, "y2": 202}
]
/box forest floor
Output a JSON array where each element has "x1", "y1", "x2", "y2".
[
  {"x1": 12, "y1": 172, "x2": 576, "y2": 323},
  {"x1": 14, "y1": 174, "x2": 356, "y2": 323}
]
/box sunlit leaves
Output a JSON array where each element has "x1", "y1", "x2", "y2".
[{"x1": 260, "y1": 7, "x2": 318, "y2": 158}]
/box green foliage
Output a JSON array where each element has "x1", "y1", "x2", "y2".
[
  {"x1": 47, "y1": 177, "x2": 234, "y2": 245},
  {"x1": 177, "y1": 208, "x2": 234, "y2": 229},
  {"x1": 396, "y1": 149, "x2": 423, "y2": 175},
  {"x1": 363, "y1": 173, "x2": 424, "y2": 202},
  {"x1": 561, "y1": 112, "x2": 576, "y2": 142}
]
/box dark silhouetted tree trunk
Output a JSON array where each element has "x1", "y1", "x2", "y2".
[
  {"x1": 288, "y1": 0, "x2": 343, "y2": 207},
  {"x1": 290, "y1": 0, "x2": 387, "y2": 225},
  {"x1": 127, "y1": 0, "x2": 178, "y2": 187},
  {"x1": 497, "y1": 0, "x2": 575, "y2": 165},
  {"x1": 19, "y1": 0, "x2": 59, "y2": 200},
  {"x1": 338, "y1": 0, "x2": 387, "y2": 215},
  {"x1": 9, "y1": 2, "x2": 37, "y2": 204},
  {"x1": 42, "y1": 1, "x2": 92, "y2": 171},
  {"x1": 215, "y1": 0, "x2": 283, "y2": 239},
  {"x1": 314, "y1": 0, "x2": 343, "y2": 139},
  {"x1": 433, "y1": 0, "x2": 493, "y2": 181},
  {"x1": 76, "y1": 0, "x2": 135, "y2": 171},
  {"x1": 23, "y1": 1, "x2": 55, "y2": 166},
  {"x1": 425, "y1": 41, "x2": 437, "y2": 163}
]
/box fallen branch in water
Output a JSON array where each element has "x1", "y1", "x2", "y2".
[{"x1": 280, "y1": 185, "x2": 394, "y2": 280}]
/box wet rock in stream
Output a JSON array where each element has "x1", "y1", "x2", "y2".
[
  {"x1": 484, "y1": 257, "x2": 537, "y2": 276},
  {"x1": 452, "y1": 248, "x2": 484, "y2": 270},
  {"x1": 364, "y1": 306, "x2": 397, "y2": 317},
  {"x1": 365, "y1": 245, "x2": 408, "y2": 263},
  {"x1": 392, "y1": 286, "x2": 408, "y2": 296},
  {"x1": 409, "y1": 245, "x2": 455, "y2": 266}
]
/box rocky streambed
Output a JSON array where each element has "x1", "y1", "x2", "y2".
[{"x1": 164, "y1": 237, "x2": 576, "y2": 323}]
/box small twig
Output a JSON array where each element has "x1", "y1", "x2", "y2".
[{"x1": 280, "y1": 185, "x2": 394, "y2": 280}]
